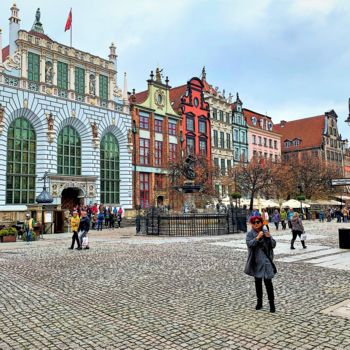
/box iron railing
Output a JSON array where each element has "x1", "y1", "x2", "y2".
[{"x1": 138, "y1": 207, "x2": 247, "y2": 236}]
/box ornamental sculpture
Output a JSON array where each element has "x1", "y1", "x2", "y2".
[
  {"x1": 91, "y1": 121, "x2": 99, "y2": 147},
  {"x1": 0, "y1": 50, "x2": 21, "y2": 71},
  {"x1": 45, "y1": 61, "x2": 54, "y2": 84},
  {"x1": 0, "y1": 104, "x2": 4, "y2": 134},
  {"x1": 46, "y1": 112, "x2": 55, "y2": 143},
  {"x1": 89, "y1": 74, "x2": 96, "y2": 95}
]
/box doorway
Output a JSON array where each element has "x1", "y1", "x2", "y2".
[
  {"x1": 157, "y1": 196, "x2": 164, "y2": 207},
  {"x1": 61, "y1": 188, "x2": 83, "y2": 210}
]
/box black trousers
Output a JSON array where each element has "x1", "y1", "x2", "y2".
[
  {"x1": 71, "y1": 230, "x2": 81, "y2": 248},
  {"x1": 255, "y1": 277, "x2": 274, "y2": 301},
  {"x1": 291, "y1": 230, "x2": 306, "y2": 247}
]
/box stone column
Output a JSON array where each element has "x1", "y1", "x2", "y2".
[
  {"x1": 40, "y1": 54, "x2": 45, "y2": 83},
  {"x1": 95, "y1": 73, "x2": 99, "y2": 96},
  {"x1": 85, "y1": 70, "x2": 89, "y2": 95},
  {"x1": 69, "y1": 64, "x2": 75, "y2": 90},
  {"x1": 52, "y1": 59, "x2": 57, "y2": 86}
]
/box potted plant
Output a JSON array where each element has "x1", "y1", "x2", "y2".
[{"x1": 0, "y1": 227, "x2": 17, "y2": 243}]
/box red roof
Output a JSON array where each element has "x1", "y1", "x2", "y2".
[
  {"x1": 169, "y1": 84, "x2": 187, "y2": 112},
  {"x1": 28, "y1": 30, "x2": 53, "y2": 42},
  {"x1": 132, "y1": 90, "x2": 149, "y2": 105},
  {"x1": 202, "y1": 78, "x2": 217, "y2": 95},
  {"x1": 274, "y1": 115, "x2": 325, "y2": 151},
  {"x1": 2, "y1": 45, "x2": 9, "y2": 61},
  {"x1": 243, "y1": 108, "x2": 276, "y2": 132}
]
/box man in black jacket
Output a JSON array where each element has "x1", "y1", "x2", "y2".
[{"x1": 78, "y1": 211, "x2": 90, "y2": 249}]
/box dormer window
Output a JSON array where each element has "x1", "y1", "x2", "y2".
[
  {"x1": 293, "y1": 139, "x2": 301, "y2": 146},
  {"x1": 268, "y1": 122, "x2": 273, "y2": 131},
  {"x1": 251, "y1": 116, "x2": 257, "y2": 126},
  {"x1": 237, "y1": 105, "x2": 241, "y2": 112},
  {"x1": 259, "y1": 119, "x2": 264, "y2": 128},
  {"x1": 284, "y1": 140, "x2": 292, "y2": 148}
]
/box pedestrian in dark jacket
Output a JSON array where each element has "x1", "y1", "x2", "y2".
[
  {"x1": 97, "y1": 211, "x2": 104, "y2": 231},
  {"x1": 272, "y1": 209, "x2": 280, "y2": 230},
  {"x1": 78, "y1": 211, "x2": 90, "y2": 248},
  {"x1": 290, "y1": 212, "x2": 306, "y2": 249},
  {"x1": 244, "y1": 216, "x2": 277, "y2": 313}
]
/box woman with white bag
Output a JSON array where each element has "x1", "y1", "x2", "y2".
[
  {"x1": 78, "y1": 211, "x2": 90, "y2": 250},
  {"x1": 290, "y1": 212, "x2": 307, "y2": 249}
]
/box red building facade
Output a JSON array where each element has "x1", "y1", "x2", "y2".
[{"x1": 170, "y1": 78, "x2": 211, "y2": 162}]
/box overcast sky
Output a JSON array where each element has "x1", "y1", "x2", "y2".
[{"x1": 1, "y1": 0, "x2": 349, "y2": 138}]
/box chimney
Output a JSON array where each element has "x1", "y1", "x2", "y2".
[
  {"x1": 280, "y1": 120, "x2": 287, "y2": 127},
  {"x1": 9, "y1": 3, "x2": 20, "y2": 56}
]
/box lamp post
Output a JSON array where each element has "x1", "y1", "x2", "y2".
[{"x1": 132, "y1": 120, "x2": 137, "y2": 210}]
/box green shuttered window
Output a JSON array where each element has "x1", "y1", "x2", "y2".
[
  {"x1": 28, "y1": 52, "x2": 40, "y2": 82},
  {"x1": 75, "y1": 67, "x2": 85, "y2": 95},
  {"x1": 99, "y1": 74, "x2": 108, "y2": 101},
  {"x1": 57, "y1": 62, "x2": 68, "y2": 90},
  {"x1": 57, "y1": 126, "x2": 81, "y2": 176},
  {"x1": 6, "y1": 118, "x2": 36, "y2": 204},
  {"x1": 100, "y1": 133, "x2": 119, "y2": 204}
]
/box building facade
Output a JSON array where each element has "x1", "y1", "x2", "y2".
[
  {"x1": 244, "y1": 109, "x2": 281, "y2": 162},
  {"x1": 131, "y1": 69, "x2": 181, "y2": 208},
  {"x1": 0, "y1": 6, "x2": 132, "y2": 224},
  {"x1": 170, "y1": 77, "x2": 211, "y2": 162},
  {"x1": 232, "y1": 94, "x2": 248, "y2": 165},
  {"x1": 274, "y1": 110, "x2": 345, "y2": 173},
  {"x1": 201, "y1": 68, "x2": 233, "y2": 196}
]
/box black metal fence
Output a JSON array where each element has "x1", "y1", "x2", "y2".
[{"x1": 137, "y1": 207, "x2": 247, "y2": 236}]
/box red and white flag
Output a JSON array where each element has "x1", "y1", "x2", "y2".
[{"x1": 65, "y1": 9, "x2": 72, "y2": 32}]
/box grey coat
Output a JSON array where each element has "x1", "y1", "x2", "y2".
[{"x1": 244, "y1": 229, "x2": 277, "y2": 279}]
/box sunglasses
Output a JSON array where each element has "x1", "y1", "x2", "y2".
[{"x1": 253, "y1": 221, "x2": 262, "y2": 224}]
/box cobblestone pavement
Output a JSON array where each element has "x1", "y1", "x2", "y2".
[{"x1": 1, "y1": 221, "x2": 350, "y2": 349}]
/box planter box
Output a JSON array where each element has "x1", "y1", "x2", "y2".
[{"x1": 1, "y1": 235, "x2": 16, "y2": 243}]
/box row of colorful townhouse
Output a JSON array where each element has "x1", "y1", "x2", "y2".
[{"x1": 0, "y1": 4, "x2": 347, "y2": 224}]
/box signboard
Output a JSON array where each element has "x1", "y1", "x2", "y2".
[
  {"x1": 44, "y1": 211, "x2": 52, "y2": 223},
  {"x1": 331, "y1": 179, "x2": 350, "y2": 186}
]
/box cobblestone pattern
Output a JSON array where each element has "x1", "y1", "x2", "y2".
[{"x1": 0, "y1": 222, "x2": 349, "y2": 349}]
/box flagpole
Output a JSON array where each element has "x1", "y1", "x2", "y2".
[{"x1": 70, "y1": 9, "x2": 72, "y2": 47}]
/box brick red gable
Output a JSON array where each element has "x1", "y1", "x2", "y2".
[
  {"x1": 274, "y1": 115, "x2": 325, "y2": 151},
  {"x1": 2, "y1": 45, "x2": 9, "y2": 61},
  {"x1": 28, "y1": 30, "x2": 53, "y2": 42},
  {"x1": 169, "y1": 84, "x2": 187, "y2": 113}
]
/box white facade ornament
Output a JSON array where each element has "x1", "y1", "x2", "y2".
[{"x1": 0, "y1": 50, "x2": 21, "y2": 71}]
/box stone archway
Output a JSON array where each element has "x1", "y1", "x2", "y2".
[{"x1": 61, "y1": 187, "x2": 84, "y2": 209}]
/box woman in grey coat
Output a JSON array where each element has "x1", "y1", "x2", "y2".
[{"x1": 244, "y1": 216, "x2": 277, "y2": 312}]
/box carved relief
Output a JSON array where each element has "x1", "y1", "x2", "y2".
[
  {"x1": 46, "y1": 112, "x2": 55, "y2": 143},
  {"x1": 0, "y1": 50, "x2": 21, "y2": 71},
  {"x1": 0, "y1": 104, "x2": 5, "y2": 134},
  {"x1": 91, "y1": 121, "x2": 99, "y2": 147}
]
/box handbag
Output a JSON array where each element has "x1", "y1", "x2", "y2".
[
  {"x1": 261, "y1": 247, "x2": 277, "y2": 274},
  {"x1": 301, "y1": 232, "x2": 307, "y2": 241}
]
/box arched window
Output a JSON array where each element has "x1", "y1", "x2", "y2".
[
  {"x1": 57, "y1": 126, "x2": 81, "y2": 175},
  {"x1": 6, "y1": 118, "x2": 36, "y2": 204},
  {"x1": 100, "y1": 133, "x2": 119, "y2": 204}
]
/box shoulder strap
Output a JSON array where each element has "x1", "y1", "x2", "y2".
[{"x1": 261, "y1": 246, "x2": 277, "y2": 273}]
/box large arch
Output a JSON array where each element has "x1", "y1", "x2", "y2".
[{"x1": 6, "y1": 117, "x2": 37, "y2": 204}]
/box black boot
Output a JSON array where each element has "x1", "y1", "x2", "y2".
[
  {"x1": 291, "y1": 239, "x2": 295, "y2": 250},
  {"x1": 301, "y1": 240, "x2": 307, "y2": 249},
  {"x1": 255, "y1": 278, "x2": 263, "y2": 310},
  {"x1": 264, "y1": 279, "x2": 275, "y2": 313}
]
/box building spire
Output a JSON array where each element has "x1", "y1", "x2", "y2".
[
  {"x1": 9, "y1": 3, "x2": 20, "y2": 24},
  {"x1": 109, "y1": 42, "x2": 117, "y2": 61},
  {"x1": 123, "y1": 72, "x2": 128, "y2": 102},
  {"x1": 201, "y1": 66, "x2": 206, "y2": 81}
]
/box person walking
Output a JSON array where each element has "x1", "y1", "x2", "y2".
[
  {"x1": 280, "y1": 208, "x2": 287, "y2": 230},
  {"x1": 272, "y1": 209, "x2": 280, "y2": 230},
  {"x1": 23, "y1": 213, "x2": 35, "y2": 244},
  {"x1": 96, "y1": 211, "x2": 104, "y2": 231},
  {"x1": 319, "y1": 209, "x2": 324, "y2": 222},
  {"x1": 116, "y1": 212, "x2": 122, "y2": 228},
  {"x1": 69, "y1": 211, "x2": 81, "y2": 250},
  {"x1": 244, "y1": 216, "x2": 277, "y2": 313},
  {"x1": 287, "y1": 208, "x2": 294, "y2": 229},
  {"x1": 79, "y1": 211, "x2": 91, "y2": 249},
  {"x1": 291, "y1": 212, "x2": 306, "y2": 249},
  {"x1": 261, "y1": 208, "x2": 270, "y2": 230}
]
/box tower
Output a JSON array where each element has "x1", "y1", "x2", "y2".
[
  {"x1": 9, "y1": 3, "x2": 20, "y2": 56},
  {"x1": 108, "y1": 42, "x2": 118, "y2": 85}
]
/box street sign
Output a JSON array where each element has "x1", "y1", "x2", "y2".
[{"x1": 331, "y1": 178, "x2": 350, "y2": 186}]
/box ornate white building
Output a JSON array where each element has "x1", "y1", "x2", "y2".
[{"x1": 0, "y1": 5, "x2": 132, "y2": 224}]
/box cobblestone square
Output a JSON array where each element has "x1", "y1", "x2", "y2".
[{"x1": 1, "y1": 221, "x2": 350, "y2": 349}]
